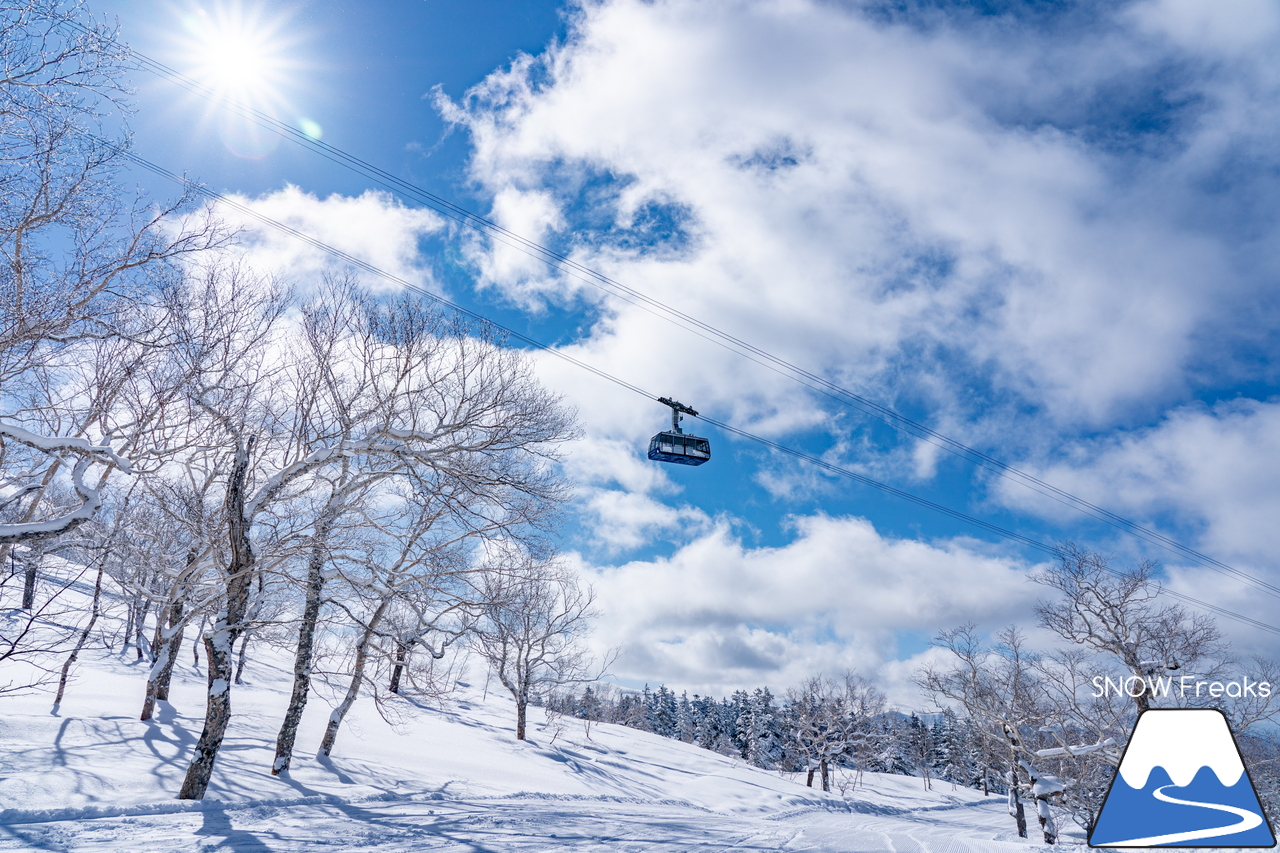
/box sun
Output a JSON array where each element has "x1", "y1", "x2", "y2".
[
  {"x1": 182, "y1": 4, "x2": 292, "y2": 103},
  {"x1": 167, "y1": 3, "x2": 318, "y2": 157},
  {"x1": 199, "y1": 27, "x2": 272, "y2": 92}
]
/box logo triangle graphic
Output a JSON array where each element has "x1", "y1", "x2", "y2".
[{"x1": 1090, "y1": 709, "x2": 1276, "y2": 848}]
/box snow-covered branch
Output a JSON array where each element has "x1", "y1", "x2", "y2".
[
  {"x1": 1034, "y1": 738, "x2": 1116, "y2": 760},
  {"x1": 0, "y1": 422, "x2": 132, "y2": 472},
  {"x1": 0, "y1": 457, "x2": 107, "y2": 544}
]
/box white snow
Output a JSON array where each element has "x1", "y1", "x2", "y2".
[
  {"x1": 1032, "y1": 776, "x2": 1065, "y2": 797},
  {"x1": 0, "y1": 606, "x2": 1084, "y2": 851}
]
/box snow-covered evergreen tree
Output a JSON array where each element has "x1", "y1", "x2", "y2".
[
  {"x1": 649, "y1": 685, "x2": 678, "y2": 738},
  {"x1": 675, "y1": 691, "x2": 696, "y2": 743},
  {"x1": 741, "y1": 687, "x2": 783, "y2": 769}
]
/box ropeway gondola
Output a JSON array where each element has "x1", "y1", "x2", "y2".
[{"x1": 647, "y1": 397, "x2": 711, "y2": 466}]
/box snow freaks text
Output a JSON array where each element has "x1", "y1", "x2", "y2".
[{"x1": 1091, "y1": 676, "x2": 1273, "y2": 700}]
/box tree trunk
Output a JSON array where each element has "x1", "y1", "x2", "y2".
[
  {"x1": 1037, "y1": 795, "x2": 1057, "y2": 845},
  {"x1": 21, "y1": 555, "x2": 37, "y2": 610},
  {"x1": 141, "y1": 635, "x2": 174, "y2": 720},
  {"x1": 1024, "y1": 760, "x2": 1057, "y2": 844},
  {"x1": 1134, "y1": 677, "x2": 1151, "y2": 713},
  {"x1": 318, "y1": 597, "x2": 388, "y2": 758},
  {"x1": 272, "y1": 516, "x2": 333, "y2": 775},
  {"x1": 806, "y1": 765, "x2": 815, "y2": 787},
  {"x1": 178, "y1": 438, "x2": 256, "y2": 800},
  {"x1": 53, "y1": 560, "x2": 105, "y2": 706},
  {"x1": 820, "y1": 758, "x2": 829, "y2": 792},
  {"x1": 1, "y1": 547, "x2": 13, "y2": 607},
  {"x1": 1008, "y1": 770, "x2": 1028, "y2": 838},
  {"x1": 134, "y1": 599, "x2": 148, "y2": 660},
  {"x1": 389, "y1": 636, "x2": 414, "y2": 694},
  {"x1": 148, "y1": 613, "x2": 165, "y2": 661},
  {"x1": 177, "y1": 631, "x2": 234, "y2": 799},
  {"x1": 141, "y1": 612, "x2": 186, "y2": 721},
  {"x1": 517, "y1": 695, "x2": 528, "y2": 740},
  {"x1": 235, "y1": 630, "x2": 250, "y2": 684},
  {"x1": 123, "y1": 600, "x2": 134, "y2": 655},
  {"x1": 156, "y1": 600, "x2": 185, "y2": 701},
  {"x1": 8, "y1": 473, "x2": 56, "y2": 610}
]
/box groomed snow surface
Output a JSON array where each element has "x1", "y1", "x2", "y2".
[{"x1": 0, "y1": 640, "x2": 1084, "y2": 851}]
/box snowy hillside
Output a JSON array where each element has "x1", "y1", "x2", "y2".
[{"x1": 0, "y1": 637, "x2": 1083, "y2": 851}]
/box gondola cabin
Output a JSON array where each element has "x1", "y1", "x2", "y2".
[
  {"x1": 648, "y1": 431, "x2": 711, "y2": 465},
  {"x1": 648, "y1": 397, "x2": 711, "y2": 466}
]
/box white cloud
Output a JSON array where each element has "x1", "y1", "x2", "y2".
[
  {"x1": 441, "y1": 0, "x2": 1280, "y2": 444},
  {"x1": 997, "y1": 399, "x2": 1280, "y2": 560},
  {"x1": 213, "y1": 186, "x2": 447, "y2": 294},
  {"x1": 1127, "y1": 0, "x2": 1280, "y2": 53},
  {"x1": 429, "y1": 0, "x2": 1280, "y2": 689},
  {"x1": 993, "y1": 399, "x2": 1280, "y2": 647},
  {"x1": 474, "y1": 187, "x2": 568, "y2": 304},
  {"x1": 573, "y1": 514, "x2": 1045, "y2": 701},
  {"x1": 580, "y1": 484, "x2": 713, "y2": 553}
]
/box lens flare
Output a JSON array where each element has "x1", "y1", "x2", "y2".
[{"x1": 298, "y1": 117, "x2": 323, "y2": 140}]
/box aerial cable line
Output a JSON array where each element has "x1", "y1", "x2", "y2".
[
  {"x1": 107, "y1": 36, "x2": 1280, "y2": 604},
  {"x1": 86, "y1": 23, "x2": 1280, "y2": 601},
  {"x1": 112, "y1": 146, "x2": 1280, "y2": 639},
  {"x1": 705, "y1": 416, "x2": 1280, "y2": 637}
]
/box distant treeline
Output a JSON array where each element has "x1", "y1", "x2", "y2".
[{"x1": 538, "y1": 677, "x2": 1005, "y2": 796}]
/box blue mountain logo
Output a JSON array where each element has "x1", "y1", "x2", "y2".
[{"x1": 1090, "y1": 709, "x2": 1275, "y2": 848}]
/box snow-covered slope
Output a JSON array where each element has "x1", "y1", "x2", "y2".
[{"x1": 0, "y1": 637, "x2": 1081, "y2": 850}]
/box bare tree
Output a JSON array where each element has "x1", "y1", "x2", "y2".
[
  {"x1": 314, "y1": 494, "x2": 471, "y2": 759},
  {"x1": 49, "y1": 550, "x2": 102, "y2": 707},
  {"x1": 131, "y1": 475, "x2": 222, "y2": 721},
  {"x1": 0, "y1": 552, "x2": 85, "y2": 695},
  {"x1": 1034, "y1": 543, "x2": 1227, "y2": 714},
  {"x1": 471, "y1": 558, "x2": 608, "y2": 741},
  {"x1": 1029, "y1": 544, "x2": 1280, "y2": 831},
  {"x1": 787, "y1": 672, "x2": 885, "y2": 792},
  {"x1": 171, "y1": 264, "x2": 291, "y2": 800},
  {"x1": 163, "y1": 264, "x2": 576, "y2": 796},
  {"x1": 271, "y1": 284, "x2": 576, "y2": 774},
  {"x1": 915, "y1": 624, "x2": 1111, "y2": 844},
  {"x1": 0, "y1": 0, "x2": 227, "y2": 550}
]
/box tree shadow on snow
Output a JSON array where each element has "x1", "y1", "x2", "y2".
[
  {"x1": 314, "y1": 754, "x2": 356, "y2": 786},
  {"x1": 140, "y1": 702, "x2": 199, "y2": 790},
  {"x1": 195, "y1": 804, "x2": 279, "y2": 852},
  {"x1": 0, "y1": 824, "x2": 68, "y2": 852}
]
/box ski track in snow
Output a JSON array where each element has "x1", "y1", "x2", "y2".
[{"x1": 0, "y1": 797, "x2": 1052, "y2": 853}]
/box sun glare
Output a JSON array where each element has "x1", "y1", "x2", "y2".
[
  {"x1": 185, "y1": 5, "x2": 287, "y2": 100},
  {"x1": 202, "y1": 29, "x2": 271, "y2": 90},
  {"x1": 170, "y1": 3, "x2": 317, "y2": 158}
]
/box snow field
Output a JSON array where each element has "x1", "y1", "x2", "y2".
[{"x1": 0, "y1": 632, "x2": 1086, "y2": 850}]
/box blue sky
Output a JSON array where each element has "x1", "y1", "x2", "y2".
[{"x1": 94, "y1": 0, "x2": 1280, "y2": 703}]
